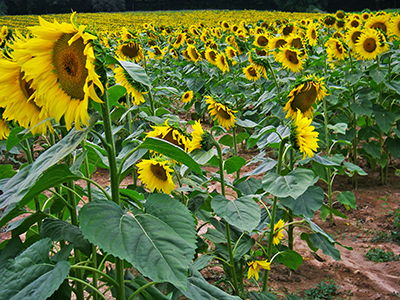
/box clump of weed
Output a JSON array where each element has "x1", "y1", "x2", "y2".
[
  {"x1": 303, "y1": 280, "x2": 339, "y2": 300},
  {"x1": 365, "y1": 248, "x2": 400, "y2": 262}
]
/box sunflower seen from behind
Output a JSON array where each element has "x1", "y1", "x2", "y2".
[
  {"x1": 136, "y1": 158, "x2": 175, "y2": 194},
  {"x1": 205, "y1": 96, "x2": 236, "y2": 130},
  {"x1": 284, "y1": 75, "x2": 327, "y2": 119},
  {"x1": 18, "y1": 13, "x2": 104, "y2": 130}
]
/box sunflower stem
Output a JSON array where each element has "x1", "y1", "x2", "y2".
[
  {"x1": 265, "y1": 57, "x2": 280, "y2": 94},
  {"x1": 287, "y1": 148, "x2": 294, "y2": 250},
  {"x1": 215, "y1": 141, "x2": 226, "y2": 197},
  {"x1": 262, "y1": 139, "x2": 285, "y2": 292},
  {"x1": 147, "y1": 87, "x2": 156, "y2": 116},
  {"x1": 100, "y1": 94, "x2": 126, "y2": 300},
  {"x1": 232, "y1": 127, "x2": 240, "y2": 179},
  {"x1": 225, "y1": 221, "x2": 241, "y2": 296}
]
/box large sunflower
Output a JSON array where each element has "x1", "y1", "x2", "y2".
[
  {"x1": 215, "y1": 53, "x2": 230, "y2": 73},
  {"x1": 275, "y1": 47, "x2": 304, "y2": 73},
  {"x1": 346, "y1": 28, "x2": 363, "y2": 50},
  {"x1": 243, "y1": 64, "x2": 261, "y2": 81},
  {"x1": 253, "y1": 34, "x2": 269, "y2": 48},
  {"x1": 186, "y1": 44, "x2": 202, "y2": 62},
  {"x1": 325, "y1": 37, "x2": 347, "y2": 61},
  {"x1": 18, "y1": 13, "x2": 104, "y2": 130},
  {"x1": 306, "y1": 23, "x2": 319, "y2": 46},
  {"x1": 205, "y1": 48, "x2": 218, "y2": 65},
  {"x1": 114, "y1": 66, "x2": 146, "y2": 105},
  {"x1": 354, "y1": 29, "x2": 382, "y2": 60},
  {"x1": 146, "y1": 120, "x2": 190, "y2": 151},
  {"x1": 292, "y1": 110, "x2": 319, "y2": 159},
  {"x1": 136, "y1": 158, "x2": 175, "y2": 194},
  {"x1": 0, "y1": 58, "x2": 53, "y2": 135},
  {"x1": 389, "y1": 15, "x2": 400, "y2": 38},
  {"x1": 116, "y1": 41, "x2": 144, "y2": 62},
  {"x1": 0, "y1": 117, "x2": 10, "y2": 140},
  {"x1": 366, "y1": 14, "x2": 389, "y2": 34},
  {"x1": 205, "y1": 96, "x2": 236, "y2": 129},
  {"x1": 188, "y1": 120, "x2": 205, "y2": 152},
  {"x1": 284, "y1": 75, "x2": 327, "y2": 119}
]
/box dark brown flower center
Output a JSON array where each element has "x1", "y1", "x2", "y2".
[
  {"x1": 53, "y1": 33, "x2": 88, "y2": 100},
  {"x1": 121, "y1": 42, "x2": 140, "y2": 58},
  {"x1": 371, "y1": 22, "x2": 387, "y2": 33},
  {"x1": 286, "y1": 50, "x2": 299, "y2": 64},
  {"x1": 335, "y1": 41, "x2": 343, "y2": 54},
  {"x1": 256, "y1": 49, "x2": 267, "y2": 56},
  {"x1": 247, "y1": 66, "x2": 257, "y2": 77},
  {"x1": 351, "y1": 20, "x2": 360, "y2": 27},
  {"x1": 351, "y1": 31, "x2": 362, "y2": 44},
  {"x1": 283, "y1": 25, "x2": 294, "y2": 36},
  {"x1": 216, "y1": 107, "x2": 231, "y2": 120},
  {"x1": 150, "y1": 163, "x2": 168, "y2": 181},
  {"x1": 363, "y1": 37, "x2": 377, "y2": 53},
  {"x1": 311, "y1": 29, "x2": 317, "y2": 40},
  {"x1": 291, "y1": 82, "x2": 318, "y2": 113},
  {"x1": 275, "y1": 39, "x2": 287, "y2": 48},
  {"x1": 19, "y1": 71, "x2": 35, "y2": 99},
  {"x1": 158, "y1": 130, "x2": 185, "y2": 149},
  {"x1": 291, "y1": 37, "x2": 303, "y2": 49},
  {"x1": 257, "y1": 36, "x2": 268, "y2": 47}
]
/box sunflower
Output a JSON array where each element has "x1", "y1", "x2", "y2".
[
  {"x1": 325, "y1": 37, "x2": 347, "y2": 61},
  {"x1": 0, "y1": 58, "x2": 53, "y2": 135},
  {"x1": 335, "y1": 10, "x2": 345, "y2": 20},
  {"x1": 347, "y1": 17, "x2": 361, "y2": 29},
  {"x1": 148, "y1": 46, "x2": 167, "y2": 60},
  {"x1": 253, "y1": 34, "x2": 269, "y2": 48},
  {"x1": 275, "y1": 47, "x2": 304, "y2": 73},
  {"x1": 273, "y1": 219, "x2": 286, "y2": 245},
  {"x1": 281, "y1": 23, "x2": 296, "y2": 37},
  {"x1": 292, "y1": 110, "x2": 319, "y2": 159},
  {"x1": 136, "y1": 158, "x2": 175, "y2": 194},
  {"x1": 247, "y1": 260, "x2": 271, "y2": 281},
  {"x1": 121, "y1": 27, "x2": 134, "y2": 41},
  {"x1": 366, "y1": 14, "x2": 390, "y2": 34},
  {"x1": 346, "y1": 28, "x2": 363, "y2": 50},
  {"x1": 146, "y1": 120, "x2": 190, "y2": 151},
  {"x1": 215, "y1": 53, "x2": 230, "y2": 73},
  {"x1": 181, "y1": 90, "x2": 193, "y2": 103},
  {"x1": 269, "y1": 36, "x2": 287, "y2": 51},
  {"x1": 284, "y1": 75, "x2": 327, "y2": 119},
  {"x1": 116, "y1": 41, "x2": 144, "y2": 62},
  {"x1": 287, "y1": 35, "x2": 305, "y2": 51},
  {"x1": 0, "y1": 118, "x2": 10, "y2": 140},
  {"x1": 205, "y1": 48, "x2": 218, "y2": 65},
  {"x1": 243, "y1": 64, "x2": 261, "y2": 81},
  {"x1": 205, "y1": 96, "x2": 236, "y2": 129},
  {"x1": 322, "y1": 15, "x2": 336, "y2": 27},
  {"x1": 354, "y1": 29, "x2": 382, "y2": 60},
  {"x1": 389, "y1": 15, "x2": 400, "y2": 38},
  {"x1": 225, "y1": 46, "x2": 237, "y2": 60},
  {"x1": 17, "y1": 13, "x2": 104, "y2": 130},
  {"x1": 188, "y1": 120, "x2": 205, "y2": 152},
  {"x1": 114, "y1": 66, "x2": 146, "y2": 105},
  {"x1": 172, "y1": 32, "x2": 186, "y2": 48},
  {"x1": 306, "y1": 23, "x2": 319, "y2": 46},
  {"x1": 186, "y1": 44, "x2": 202, "y2": 62},
  {"x1": 361, "y1": 12, "x2": 371, "y2": 21},
  {"x1": 169, "y1": 48, "x2": 179, "y2": 59}
]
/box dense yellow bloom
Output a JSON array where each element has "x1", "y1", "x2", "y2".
[
  {"x1": 146, "y1": 120, "x2": 190, "y2": 151},
  {"x1": 366, "y1": 14, "x2": 389, "y2": 34},
  {"x1": 269, "y1": 36, "x2": 287, "y2": 51},
  {"x1": 293, "y1": 111, "x2": 319, "y2": 158},
  {"x1": 275, "y1": 47, "x2": 304, "y2": 73},
  {"x1": 354, "y1": 28, "x2": 382, "y2": 60},
  {"x1": 389, "y1": 15, "x2": 400, "y2": 38},
  {"x1": 247, "y1": 260, "x2": 271, "y2": 281},
  {"x1": 148, "y1": 46, "x2": 167, "y2": 59},
  {"x1": 306, "y1": 23, "x2": 319, "y2": 46},
  {"x1": 116, "y1": 41, "x2": 144, "y2": 62},
  {"x1": 136, "y1": 159, "x2": 175, "y2": 194},
  {"x1": 114, "y1": 66, "x2": 145, "y2": 105},
  {"x1": 205, "y1": 96, "x2": 236, "y2": 129},
  {"x1": 325, "y1": 37, "x2": 347, "y2": 61},
  {"x1": 273, "y1": 219, "x2": 286, "y2": 245},
  {"x1": 0, "y1": 58, "x2": 53, "y2": 135},
  {"x1": 215, "y1": 53, "x2": 230, "y2": 73},
  {"x1": 284, "y1": 75, "x2": 327, "y2": 119},
  {"x1": 204, "y1": 48, "x2": 218, "y2": 65},
  {"x1": 345, "y1": 28, "x2": 362, "y2": 50},
  {"x1": 186, "y1": 44, "x2": 202, "y2": 62},
  {"x1": 0, "y1": 118, "x2": 10, "y2": 140},
  {"x1": 243, "y1": 64, "x2": 261, "y2": 81},
  {"x1": 188, "y1": 120, "x2": 204, "y2": 152},
  {"x1": 253, "y1": 34, "x2": 269, "y2": 48},
  {"x1": 16, "y1": 13, "x2": 104, "y2": 130},
  {"x1": 181, "y1": 90, "x2": 193, "y2": 103}
]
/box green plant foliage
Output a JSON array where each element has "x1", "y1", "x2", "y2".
[{"x1": 365, "y1": 248, "x2": 400, "y2": 262}]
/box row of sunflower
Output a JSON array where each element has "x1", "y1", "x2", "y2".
[{"x1": 0, "y1": 9, "x2": 398, "y2": 300}]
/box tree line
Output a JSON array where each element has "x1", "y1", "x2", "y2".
[{"x1": 0, "y1": 0, "x2": 398, "y2": 15}]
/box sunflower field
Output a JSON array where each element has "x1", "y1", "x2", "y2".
[{"x1": 0, "y1": 9, "x2": 399, "y2": 300}]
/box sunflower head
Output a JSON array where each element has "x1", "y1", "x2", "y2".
[
  {"x1": 325, "y1": 37, "x2": 347, "y2": 61},
  {"x1": 366, "y1": 14, "x2": 389, "y2": 34},
  {"x1": 0, "y1": 117, "x2": 10, "y2": 140},
  {"x1": 181, "y1": 90, "x2": 193, "y2": 103},
  {"x1": 136, "y1": 158, "x2": 175, "y2": 194},
  {"x1": 273, "y1": 219, "x2": 286, "y2": 245},
  {"x1": 205, "y1": 96, "x2": 236, "y2": 130},
  {"x1": 389, "y1": 15, "x2": 400, "y2": 38},
  {"x1": 114, "y1": 66, "x2": 146, "y2": 105},
  {"x1": 354, "y1": 28, "x2": 383, "y2": 60},
  {"x1": 275, "y1": 47, "x2": 305, "y2": 73},
  {"x1": 284, "y1": 75, "x2": 327, "y2": 119},
  {"x1": 247, "y1": 260, "x2": 271, "y2": 281},
  {"x1": 216, "y1": 53, "x2": 230, "y2": 73},
  {"x1": 253, "y1": 34, "x2": 269, "y2": 48},
  {"x1": 243, "y1": 64, "x2": 261, "y2": 81},
  {"x1": 146, "y1": 120, "x2": 190, "y2": 151},
  {"x1": 116, "y1": 41, "x2": 144, "y2": 62},
  {"x1": 186, "y1": 44, "x2": 202, "y2": 62},
  {"x1": 291, "y1": 110, "x2": 319, "y2": 159},
  {"x1": 188, "y1": 120, "x2": 209, "y2": 152},
  {"x1": 306, "y1": 23, "x2": 319, "y2": 46}
]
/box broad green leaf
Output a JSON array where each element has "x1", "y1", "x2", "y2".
[
  {"x1": 40, "y1": 219, "x2": 92, "y2": 256},
  {"x1": 211, "y1": 195, "x2": 260, "y2": 232},
  {"x1": 180, "y1": 268, "x2": 241, "y2": 300},
  {"x1": 219, "y1": 134, "x2": 234, "y2": 147},
  {"x1": 386, "y1": 137, "x2": 400, "y2": 158},
  {"x1": 343, "y1": 162, "x2": 367, "y2": 176},
  {"x1": 263, "y1": 169, "x2": 318, "y2": 199},
  {"x1": 79, "y1": 201, "x2": 191, "y2": 289},
  {"x1": 304, "y1": 218, "x2": 335, "y2": 243},
  {"x1": 337, "y1": 191, "x2": 356, "y2": 209},
  {"x1": 124, "y1": 273, "x2": 170, "y2": 300},
  {"x1": 0, "y1": 164, "x2": 16, "y2": 179},
  {"x1": 310, "y1": 154, "x2": 341, "y2": 167},
  {"x1": 362, "y1": 142, "x2": 381, "y2": 159},
  {"x1": 249, "y1": 291, "x2": 278, "y2": 300},
  {"x1": 275, "y1": 250, "x2": 303, "y2": 270},
  {"x1": 235, "y1": 178, "x2": 262, "y2": 195},
  {"x1": 374, "y1": 107, "x2": 396, "y2": 134},
  {"x1": 144, "y1": 194, "x2": 196, "y2": 260},
  {"x1": 139, "y1": 137, "x2": 202, "y2": 175},
  {"x1": 107, "y1": 85, "x2": 127, "y2": 106},
  {"x1": 0, "y1": 238, "x2": 70, "y2": 300},
  {"x1": 236, "y1": 119, "x2": 258, "y2": 128},
  {"x1": 327, "y1": 123, "x2": 347, "y2": 135},
  {"x1": 302, "y1": 233, "x2": 341, "y2": 260},
  {"x1": 0, "y1": 237, "x2": 25, "y2": 265},
  {"x1": 4, "y1": 211, "x2": 48, "y2": 236},
  {"x1": 280, "y1": 186, "x2": 324, "y2": 218},
  {"x1": 244, "y1": 158, "x2": 277, "y2": 176},
  {"x1": 119, "y1": 60, "x2": 151, "y2": 87},
  {"x1": 0, "y1": 164, "x2": 81, "y2": 227},
  {"x1": 224, "y1": 156, "x2": 246, "y2": 174},
  {"x1": 119, "y1": 148, "x2": 147, "y2": 174},
  {"x1": 192, "y1": 148, "x2": 218, "y2": 165},
  {"x1": 6, "y1": 127, "x2": 25, "y2": 151}
]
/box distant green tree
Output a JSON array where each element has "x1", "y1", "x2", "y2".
[
  {"x1": 91, "y1": 0, "x2": 126, "y2": 12},
  {"x1": 0, "y1": 0, "x2": 7, "y2": 15}
]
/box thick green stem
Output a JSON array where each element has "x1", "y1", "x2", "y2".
[
  {"x1": 215, "y1": 142, "x2": 226, "y2": 197},
  {"x1": 225, "y1": 222, "x2": 241, "y2": 295},
  {"x1": 287, "y1": 148, "x2": 294, "y2": 250},
  {"x1": 127, "y1": 282, "x2": 157, "y2": 300},
  {"x1": 100, "y1": 95, "x2": 126, "y2": 300},
  {"x1": 232, "y1": 127, "x2": 240, "y2": 179}
]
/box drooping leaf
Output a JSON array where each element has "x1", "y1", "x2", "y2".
[
  {"x1": 275, "y1": 250, "x2": 303, "y2": 270},
  {"x1": 224, "y1": 156, "x2": 246, "y2": 174},
  {"x1": 40, "y1": 219, "x2": 92, "y2": 256},
  {"x1": 234, "y1": 178, "x2": 263, "y2": 195},
  {"x1": 336, "y1": 191, "x2": 356, "y2": 209},
  {"x1": 244, "y1": 158, "x2": 277, "y2": 176},
  {"x1": 280, "y1": 186, "x2": 324, "y2": 218},
  {"x1": 212, "y1": 195, "x2": 260, "y2": 232},
  {"x1": 119, "y1": 60, "x2": 152, "y2": 87},
  {"x1": 79, "y1": 200, "x2": 192, "y2": 289},
  {"x1": 301, "y1": 233, "x2": 341, "y2": 260},
  {"x1": 0, "y1": 238, "x2": 70, "y2": 300},
  {"x1": 263, "y1": 169, "x2": 318, "y2": 199},
  {"x1": 139, "y1": 137, "x2": 202, "y2": 175}
]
